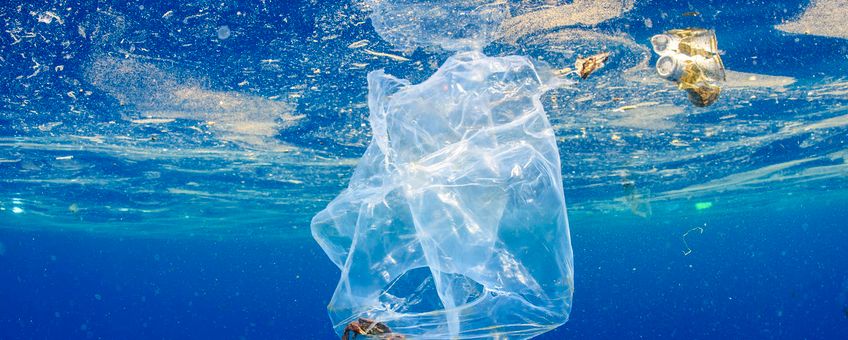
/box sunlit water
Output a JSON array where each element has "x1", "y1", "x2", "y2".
[{"x1": 2, "y1": 0, "x2": 847, "y2": 338}]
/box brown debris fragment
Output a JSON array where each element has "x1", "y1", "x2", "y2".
[
  {"x1": 342, "y1": 318, "x2": 405, "y2": 340},
  {"x1": 686, "y1": 84, "x2": 721, "y2": 107},
  {"x1": 574, "y1": 52, "x2": 610, "y2": 79}
]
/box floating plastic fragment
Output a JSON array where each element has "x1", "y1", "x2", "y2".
[
  {"x1": 622, "y1": 179, "x2": 652, "y2": 218},
  {"x1": 366, "y1": 0, "x2": 508, "y2": 52},
  {"x1": 575, "y1": 52, "x2": 610, "y2": 79},
  {"x1": 695, "y1": 201, "x2": 713, "y2": 210},
  {"x1": 651, "y1": 28, "x2": 725, "y2": 107},
  {"x1": 312, "y1": 51, "x2": 574, "y2": 339},
  {"x1": 681, "y1": 226, "x2": 704, "y2": 256},
  {"x1": 362, "y1": 49, "x2": 410, "y2": 62}
]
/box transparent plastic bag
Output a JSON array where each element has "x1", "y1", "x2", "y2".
[{"x1": 312, "y1": 51, "x2": 574, "y2": 339}]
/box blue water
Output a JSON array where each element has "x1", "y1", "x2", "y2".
[
  {"x1": 3, "y1": 0, "x2": 848, "y2": 338},
  {"x1": 3, "y1": 197, "x2": 848, "y2": 339}
]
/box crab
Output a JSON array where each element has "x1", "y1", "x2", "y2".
[{"x1": 341, "y1": 318, "x2": 405, "y2": 340}]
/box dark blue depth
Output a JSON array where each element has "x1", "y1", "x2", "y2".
[{"x1": 2, "y1": 196, "x2": 847, "y2": 339}]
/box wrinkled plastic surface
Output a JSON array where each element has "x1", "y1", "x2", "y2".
[
  {"x1": 312, "y1": 51, "x2": 574, "y2": 339},
  {"x1": 366, "y1": 0, "x2": 508, "y2": 52}
]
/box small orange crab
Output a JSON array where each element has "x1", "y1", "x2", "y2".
[{"x1": 341, "y1": 318, "x2": 405, "y2": 340}]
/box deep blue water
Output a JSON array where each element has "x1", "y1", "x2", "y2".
[
  {"x1": 3, "y1": 194, "x2": 848, "y2": 339},
  {"x1": 3, "y1": 0, "x2": 848, "y2": 338}
]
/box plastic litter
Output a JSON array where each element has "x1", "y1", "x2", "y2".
[
  {"x1": 312, "y1": 51, "x2": 574, "y2": 339},
  {"x1": 651, "y1": 28, "x2": 725, "y2": 107},
  {"x1": 575, "y1": 52, "x2": 611, "y2": 79},
  {"x1": 622, "y1": 179, "x2": 653, "y2": 218},
  {"x1": 366, "y1": 0, "x2": 508, "y2": 52}
]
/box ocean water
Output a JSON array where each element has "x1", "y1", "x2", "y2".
[{"x1": 2, "y1": 0, "x2": 848, "y2": 339}]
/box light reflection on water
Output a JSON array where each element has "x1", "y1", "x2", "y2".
[{"x1": 0, "y1": 0, "x2": 847, "y2": 236}]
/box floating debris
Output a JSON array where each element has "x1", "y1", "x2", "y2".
[
  {"x1": 651, "y1": 28, "x2": 725, "y2": 107},
  {"x1": 37, "y1": 11, "x2": 63, "y2": 25},
  {"x1": 363, "y1": 49, "x2": 410, "y2": 62},
  {"x1": 670, "y1": 139, "x2": 690, "y2": 147},
  {"x1": 622, "y1": 179, "x2": 652, "y2": 218},
  {"x1": 347, "y1": 39, "x2": 369, "y2": 49},
  {"x1": 694, "y1": 201, "x2": 713, "y2": 210},
  {"x1": 574, "y1": 52, "x2": 610, "y2": 79},
  {"x1": 681, "y1": 226, "x2": 705, "y2": 256},
  {"x1": 342, "y1": 318, "x2": 404, "y2": 340},
  {"x1": 37, "y1": 122, "x2": 63, "y2": 131},
  {"x1": 553, "y1": 67, "x2": 573, "y2": 76},
  {"x1": 131, "y1": 118, "x2": 176, "y2": 124},
  {"x1": 686, "y1": 82, "x2": 721, "y2": 106},
  {"x1": 612, "y1": 101, "x2": 660, "y2": 112},
  {"x1": 682, "y1": 11, "x2": 700, "y2": 17}
]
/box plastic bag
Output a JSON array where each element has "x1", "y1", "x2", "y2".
[
  {"x1": 312, "y1": 51, "x2": 574, "y2": 339},
  {"x1": 366, "y1": 0, "x2": 508, "y2": 52}
]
